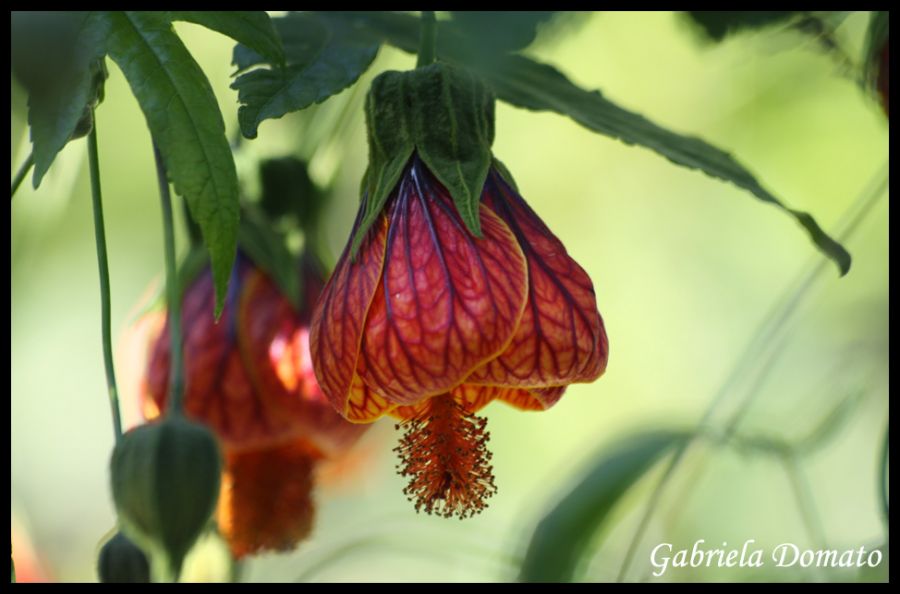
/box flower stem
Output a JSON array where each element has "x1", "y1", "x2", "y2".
[
  {"x1": 879, "y1": 424, "x2": 889, "y2": 529},
  {"x1": 153, "y1": 145, "x2": 186, "y2": 415},
  {"x1": 87, "y1": 111, "x2": 123, "y2": 443},
  {"x1": 416, "y1": 11, "x2": 437, "y2": 67},
  {"x1": 11, "y1": 151, "x2": 34, "y2": 200}
]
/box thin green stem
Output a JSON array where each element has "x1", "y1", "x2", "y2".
[
  {"x1": 87, "y1": 111, "x2": 123, "y2": 443},
  {"x1": 153, "y1": 145, "x2": 185, "y2": 415},
  {"x1": 228, "y1": 556, "x2": 244, "y2": 584},
  {"x1": 879, "y1": 424, "x2": 889, "y2": 529},
  {"x1": 781, "y1": 454, "x2": 828, "y2": 582},
  {"x1": 11, "y1": 151, "x2": 34, "y2": 199},
  {"x1": 416, "y1": 11, "x2": 437, "y2": 67}
]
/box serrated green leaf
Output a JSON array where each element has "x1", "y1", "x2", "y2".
[
  {"x1": 475, "y1": 55, "x2": 851, "y2": 275},
  {"x1": 12, "y1": 11, "x2": 109, "y2": 188},
  {"x1": 232, "y1": 12, "x2": 327, "y2": 74},
  {"x1": 105, "y1": 11, "x2": 239, "y2": 317},
  {"x1": 169, "y1": 11, "x2": 284, "y2": 66},
  {"x1": 231, "y1": 13, "x2": 379, "y2": 139},
  {"x1": 519, "y1": 431, "x2": 687, "y2": 583}
]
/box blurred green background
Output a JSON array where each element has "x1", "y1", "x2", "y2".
[{"x1": 11, "y1": 11, "x2": 888, "y2": 582}]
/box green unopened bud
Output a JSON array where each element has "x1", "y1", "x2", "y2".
[
  {"x1": 354, "y1": 62, "x2": 495, "y2": 253},
  {"x1": 110, "y1": 416, "x2": 222, "y2": 580},
  {"x1": 97, "y1": 531, "x2": 150, "y2": 583}
]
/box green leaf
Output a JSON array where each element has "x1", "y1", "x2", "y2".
[
  {"x1": 862, "y1": 12, "x2": 889, "y2": 87},
  {"x1": 519, "y1": 431, "x2": 687, "y2": 583},
  {"x1": 12, "y1": 11, "x2": 109, "y2": 188},
  {"x1": 258, "y1": 156, "x2": 325, "y2": 225},
  {"x1": 450, "y1": 11, "x2": 557, "y2": 54},
  {"x1": 474, "y1": 55, "x2": 851, "y2": 275},
  {"x1": 238, "y1": 207, "x2": 301, "y2": 310},
  {"x1": 232, "y1": 12, "x2": 327, "y2": 74},
  {"x1": 168, "y1": 11, "x2": 284, "y2": 66},
  {"x1": 231, "y1": 12, "x2": 379, "y2": 139},
  {"x1": 685, "y1": 11, "x2": 799, "y2": 42},
  {"x1": 105, "y1": 11, "x2": 239, "y2": 317}
]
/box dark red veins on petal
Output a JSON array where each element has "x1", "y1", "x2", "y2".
[
  {"x1": 147, "y1": 264, "x2": 290, "y2": 449},
  {"x1": 357, "y1": 158, "x2": 528, "y2": 405},
  {"x1": 309, "y1": 197, "x2": 388, "y2": 416},
  {"x1": 468, "y1": 170, "x2": 608, "y2": 390}
]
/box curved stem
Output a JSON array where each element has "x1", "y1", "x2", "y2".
[
  {"x1": 416, "y1": 11, "x2": 437, "y2": 67},
  {"x1": 87, "y1": 112, "x2": 123, "y2": 442},
  {"x1": 153, "y1": 145, "x2": 185, "y2": 415},
  {"x1": 11, "y1": 151, "x2": 34, "y2": 200}
]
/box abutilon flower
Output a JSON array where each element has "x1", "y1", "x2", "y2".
[
  {"x1": 311, "y1": 64, "x2": 608, "y2": 519},
  {"x1": 140, "y1": 254, "x2": 366, "y2": 558}
]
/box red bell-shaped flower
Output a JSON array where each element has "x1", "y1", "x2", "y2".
[
  {"x1": 141, "y1": 254, "x2": 367, "y2": 557},
  {"x1": 311, "y1": 155, "x2": 608, "y2": 518}
]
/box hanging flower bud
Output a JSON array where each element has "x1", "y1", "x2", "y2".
[
  {"x1": 97, "y1": 530, "x2": 151, "y2": 584},
  {"x1": 311, "y1": 63, "x2": 608, "y2": 519},
  {"x1": 109, "y1": 415, "x2": 222, "y2": 579},
  {"x1": 140, "y1": 252, "x2": 367, "y2": 558}
]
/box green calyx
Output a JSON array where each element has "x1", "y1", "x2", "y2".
[
  {"x1": 110, "y1": 416, "x2": 222, "y2": 581},
  {"x1": 97, "y1": 530, "x2": 151, "y2": 583},
  {"x1": 352, "y1": 62, "x2": 496, "y2": 255}
]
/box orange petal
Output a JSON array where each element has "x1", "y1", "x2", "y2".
[
  {"x1": 357, "y1": 160, "x2": 528, "y2": 405},
  {"x1": 467, "y1": 171, "x2": 609, "y2": 395},
  {"x1": 217, "y1": 442, "x2": 318, "y2": 559},
  {"x1": 455, "y1": 383, "x2": 565, "y2": 412},
  {"x1": 389, "y1": 384, "x2": 564, "y2": 419},
  {"x1": 346, "y1": 373, "x2": 397, "y2": 422},
  {"x1": 310, "y1": 206, "x2": 388, "y2": 418}
]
